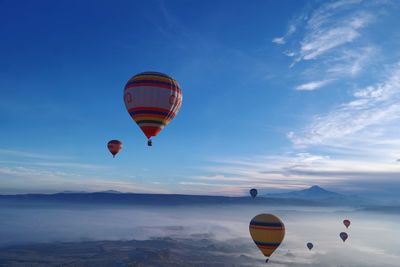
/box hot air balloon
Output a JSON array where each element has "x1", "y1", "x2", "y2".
[
  {"x1": 107, "y1": 140, "x2": 122, "y2": 158},
  {"x1": 123, "y1": 71, "x2": 183, "y2": 146},
  {"x1": 307, "y1": 242, "x2": 313, "y2": 250},
  {"x1": 250, "y1": 188, "x2": 258, "y2": 199},
  {"x1": 343, "y1": 219, "x2": 350, "y2": 229},
  {"x1": 249, "y1": 214, "x2": 285, "y2": 263},
  {"x1": 340, "y1": 232, "x2": 348, "y2": 242}
]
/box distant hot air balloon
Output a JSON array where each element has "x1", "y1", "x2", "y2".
[
  {"x1": 340, "y1": 232, "x2": 348, "y2": 242},
  {"x1": 250, "y1": 188, "x2": 258, "y2": 199},
  {"x1": 107, "y1": 140, "x2": 122, "y2": 158},
  {"x1": 307, "y1": 242, "x2": 313, "y2": 250},
  {"x1": 249, "y1": 214, "x2": 285, "y2": 263},
  {"x1": 123, "y1": 71, "x2": 183, "y2": 146},
  {"x1": 343, "y1": 219, "x2": 351, "y2": 229}
]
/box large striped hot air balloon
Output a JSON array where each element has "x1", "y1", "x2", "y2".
[
  {"x1": 123, "y1": 72, "x2": 183, "y2": 146},
  {"x1": 249, "y1": 214, "x2": 285, "y2": 263}
]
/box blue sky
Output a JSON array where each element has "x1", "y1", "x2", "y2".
[{"x1": 1, "y1": 0, "x2": 400, "y2": 196}]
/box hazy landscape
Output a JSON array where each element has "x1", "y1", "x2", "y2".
[
  {"x1": 0, "y1": 187, "x2": 399, "y2": 266},
  {"x1": 2, "y1": 0, "x2": 400, "y2": 266}
]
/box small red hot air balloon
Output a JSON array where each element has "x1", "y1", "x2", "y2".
[
  {"x1": 107, "y1": 140, "x2": 122, "y2": 158},
  {"x1": 343, "y1": 219, "x2": 350, "y2": 229},
  {"x1": 340, "y1": 232, "x2": 348, "y2": 242}
]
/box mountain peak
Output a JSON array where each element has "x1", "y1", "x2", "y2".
[
  {"x1": 298, "y1": 185, "x2": 339, "y2": 196},
  {"x1": 308, "y1": 185, "x2": 326, "y2": 192},
  {"x1": 265, "y1": 185, "x2": 342, "y2": 200}
]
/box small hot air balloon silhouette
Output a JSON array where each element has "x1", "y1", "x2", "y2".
[
  {"x1": 107, "y1": 140, "x2": 122, "y2": 158},
  {"x1": 249, "y1": 214, "x2": 285, "y2": 263},
  {"x1": 250, "y1": 188, "x2": 258, "y2": 199},
  {"x1": 343, "y1": 219, "x2": 350, "y2": 229},
  {"x1": 340, "y1": 232, "x2": 348, "y2": 242},
  {"x1": 307, "y1": 242, "x2": 313, "y2": 250},
  {"x1": 123, "y1": 72, "x2": 183, "y2": 146}
]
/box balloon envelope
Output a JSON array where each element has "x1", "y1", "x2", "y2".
[
  {"x1": 123, "y1": 72, "x2": 183, "y2": 141},
  {"x1": 307, "y1": 242, "x2": 313, "y2": 250},
  {"x1": 107, "y1": 140, "x2": 122, "y2": 157},
  {"x1": 249, "y1": 214, "x2": 285, "y2": 259},
  {"x1": 340, "y1": 232, "x2": 348, "y2": 242},
  {"x1": 250, "y1": 188, "x2": 258, "y2": 198},
  {"x1": 343, "y1": 219, "x2": 351, "y2": 228}
]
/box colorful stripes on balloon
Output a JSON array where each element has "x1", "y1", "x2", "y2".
[
  {"x1": 124, "y1": 72, "x2": 183, "y2": 139},
  {"x1": 249, "y1": 214, "x2": 285, "y2": 258}
]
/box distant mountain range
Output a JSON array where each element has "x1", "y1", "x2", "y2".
[
  {"x1": 262, "y1": 185, "x2": 374, "y2": 205},
  {"x1": 60, "y1": 190, "x2": 121, "y2": 194},
  {"x1": 263, "y1": 185, "x2": 342, "y2": 200},
  {"x1": 0, "y1": 185, "x2": 376, "y2": 207}
]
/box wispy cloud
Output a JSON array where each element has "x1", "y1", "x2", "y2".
[
  {"x1": 326, "y1": 46, "x2": 377, "y2": 76},
  {"x1": 269, "y1": 2, "x2": 400, "y2": 196},
  {"x1": 300, "y1": 12, "x2": 372, "y2": 61},
  {"x1": 280, "y1": 0, "x2": 377, "y2": 63},
  {"x1": 0, "y1": 159, "x2": 108, "y2": 170},
  {"x1": 0, "y1": 149, "x2": 142, "y2": 194},
  {"x1": 295, "y1": 79, "x2": 333, "y2": 91},
  {"x1": 0, "y1": 149, "x2": 109, "y2": 170},
  {"x1": 272, "y1": 37, "x2": 285, "y2": 45},
  {"x1": 272, "y1": 20, "x2": 297, "y2": 45},
  {"x1": 0, "y1": 149, "x2": 68, "y2": 160},
  {"x1": 289, "y1": 62, "x2": 400, "y2": 146},
  {"x1": 185, "y1": 148, "x2": 400, "y2": 195},
  {"x1": 274, "y1": 0, "x2": 389, "y2": 88},
  {"x1": 0, "y1": 165, "x2": 169, "y2": 194}
]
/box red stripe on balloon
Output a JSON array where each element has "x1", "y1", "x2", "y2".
[{"x1": 139, "y1": 126, "x2": 162, "y2": 139}]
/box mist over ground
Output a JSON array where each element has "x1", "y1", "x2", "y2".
[{"x1": 0, "y1": 202, "x2": 399, "y2": 266}]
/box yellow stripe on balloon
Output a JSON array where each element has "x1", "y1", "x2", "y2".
[{"x1": 249, "y1": 214, "x2": 285, "y2": 258}]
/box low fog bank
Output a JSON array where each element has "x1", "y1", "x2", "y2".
[{"x1": 0, "y1": 203, "x2": 399, "y2": 266}]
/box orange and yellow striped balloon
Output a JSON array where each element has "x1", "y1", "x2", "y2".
[{"x1": 249, "y1": 214, "x2": 285, "y2": 259}]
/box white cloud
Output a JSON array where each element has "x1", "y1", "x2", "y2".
[
  {"x1": 295, "y1": 80, "x2": 333, "y2": 91},
  {"x1": 289, "y1": 63, "x2": 400, "y2": 146},
  {"x1": 0, "y1": 165, "x2": 169, "y2": 194},
  {"x1": 284, "y1": 50, "x2": 296, "y2": 57},
  {"x1": 193, "y1": 52, "x2": 400, "y2": 195},
  {"x1": 326, "y1": 46, "x2": 377, "y2": 76},
  {"x1": 273, "y1": 1, "x2": 387, "y2": 84},
  {"x1": 272, "y1": 37, "x2": 285, "y2": 44},
  {"x1": 185, "y1": 149, "x2": 400, "y2": 196},
  {"x1": 272, "y1": 24, "x2": 296, "y2": 45},
  {"x1": 273, "y1": 0, "x2": 375, "y2": 62},
  {"x1": 0, "y1": 149, "x2": 165, "y2": 194},
  {"x1": 306, "y1": 0, "x2": 363, "y2": 30},
  {"x1": 0, "y1": 149, "x2": 68, "y2": 160},
  {"x1": 192, "y1": 1, "x2": 400, "y2": 196},
  {"x1": 300, "y1": 12, "x2": 372, "y2": 61},
  {"x1": 0, "y1": 149, "x2": 110, "y2": 170}
]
